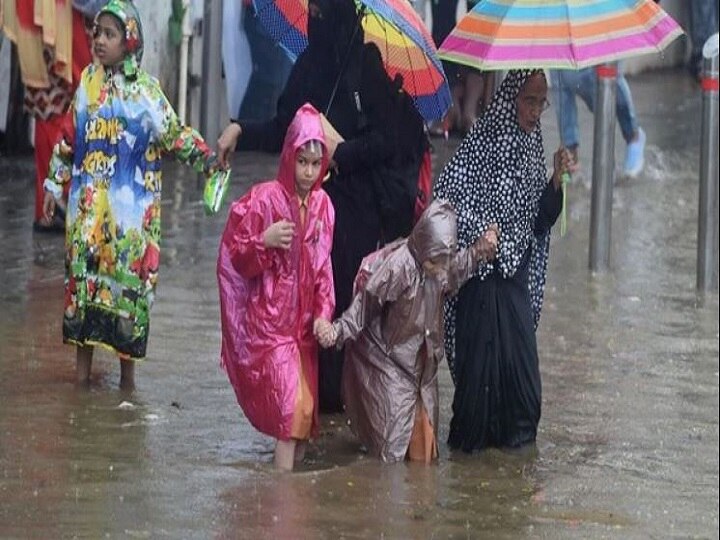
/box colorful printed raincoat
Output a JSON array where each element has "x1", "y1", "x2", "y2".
[
  {"x1": 217, "y1": 104, "x2": 335, "y2": 441},
  {"x1": 44, "y1": 0, "x2": 221, "y2": 359}
]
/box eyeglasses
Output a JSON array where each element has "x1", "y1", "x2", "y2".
[{"x1": 519, "y1": 96, "x2": 551, "y2": 113}]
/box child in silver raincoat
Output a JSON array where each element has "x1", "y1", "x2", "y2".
[{"x1": 317, "y1": 199, "x2": 497, "y2": 463}]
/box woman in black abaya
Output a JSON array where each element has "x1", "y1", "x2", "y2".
[{"x1": 433, "y1": 70, "x2": 570, "y2": 451}]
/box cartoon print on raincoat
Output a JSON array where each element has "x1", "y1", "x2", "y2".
[
  {"x1": 217, "y1": 103, "x2": 335, "y2": 441},
  {"x1": 44, "y1": 0, "x2": 222, "y2": 359}
]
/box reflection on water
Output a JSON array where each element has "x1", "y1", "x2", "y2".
[{"x1": 0, "y1": 69, "x2": 718, "y2": 538}]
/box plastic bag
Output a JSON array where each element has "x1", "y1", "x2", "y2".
[{"x1": 203, "y1": 168, "x2": 231, "y2": 215}]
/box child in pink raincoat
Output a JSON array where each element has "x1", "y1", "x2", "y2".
[{"x1": 217, "y1": 103, "x2": 335, "y2": 471}]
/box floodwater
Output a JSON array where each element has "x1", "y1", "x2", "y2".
[{"x1": 1, "y1": 69, "x2": 717, "y2": 539}]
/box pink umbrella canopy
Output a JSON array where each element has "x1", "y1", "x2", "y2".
[{"x1": 439, "y1": 0, "x2": 684, "y2": 70}]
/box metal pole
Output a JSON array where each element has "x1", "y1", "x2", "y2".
[
  {"x1": 696, "y1": 33, "x2": 719, "y2": 293},
  {"x1": 177, "y1": 0, "x2": 192, "y2": 124},
  {"x1": 200, "y1": 0, "x2": 223, "y2": 144},
  {"x1": 589, "y1": 63, "x2": 618, "y2": 272}
]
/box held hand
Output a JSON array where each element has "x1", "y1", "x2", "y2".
[
  {"x1": 263, "y1": 220, "x2": 295, "y2": 249},
  {"x1": 313, "y1": 319, "x2": 337, "y2": 348},
  {"x1": 217, "y1": 123, "x2": 242, "y2": 169},
  {"x1": 484, "y1": 223, "x2": 499, "y2": 248},
  {"x1": 42, "y1": 191, "x2": 57, "y2": 223},
  {"x1": 473, "y1": 226, "x2": 499, "y2": 262},
  {"x1": 552, "y1": 146, "x2": 572, "y2": 190}
]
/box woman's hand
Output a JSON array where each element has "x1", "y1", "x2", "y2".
[
  {"x1": 263, "y1": 220, "x2": 295, "y2": 249},
  {"x1": 217, "y1": 123, "x2": 242, "y2": 169},
  {"x1": 552, "y1": 146, "x2": 572, "y2": 190}
]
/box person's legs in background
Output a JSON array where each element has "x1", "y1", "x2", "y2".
[
  {"x1": 429, "y1": 0, "x2": 460, "y2": 137},
  {"x1": 239, "y1": 4, "x2": 293, "y2": 121},
  {"x1": 562, "y1": 66, "x2": 645, "y2": 178},
  {"x1": 460, "y1": 68, "x2": 485, "y2": 133},
  {"x1": 615, "y1": 70, "x2": 645, "y2": 178},
  {"x1": 550, "y1": 69, "x2": 581, "y2": 171},
  {"x1": 689, "y1": 0, "x2": 720, "y2": 81}
]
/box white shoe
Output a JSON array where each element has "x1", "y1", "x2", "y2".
[{"x1": 623, "y1": 128, "x2": 646, "y2": 178}]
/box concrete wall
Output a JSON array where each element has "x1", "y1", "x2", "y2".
[{"x1": 134, "y1": 2, "x2": 177, "y2": 102}]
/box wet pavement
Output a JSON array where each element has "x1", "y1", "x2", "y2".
[{"x1": 0, "y1": 68, "x2": 717, "y2": 539}]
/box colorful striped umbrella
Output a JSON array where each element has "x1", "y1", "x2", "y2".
[
  {"x1": 252, "y1": 0, "x2": 452, "y2": 122},
  {"x1": 439, "y1": 0, "x2": 684, "y2": 70}
]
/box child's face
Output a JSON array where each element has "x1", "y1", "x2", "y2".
[
  {"x1": 422, "y1": 255, "x2": 450, "y2": 283},
  {"x1": 93, "y1": 14, "x2": 126, "y2": 68},
  {"x1": 294, "y1": 146, "x2": 323, "y2": 198}
]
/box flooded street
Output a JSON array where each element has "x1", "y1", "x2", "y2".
[{"x1": 1, "y1": 69, "x2": 717, "y2": 538}]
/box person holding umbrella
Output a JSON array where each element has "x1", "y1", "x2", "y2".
[
  {"x1": 216, "y1": 0, "x2": 428, "y2": 413},
  {"x1": 434, "y1": 70, "x2": 571, "y2": 452}
]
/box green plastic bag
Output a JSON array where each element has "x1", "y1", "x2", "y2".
[{"x1": 204, "y1": 168, "x2": 231, "y2": 215}]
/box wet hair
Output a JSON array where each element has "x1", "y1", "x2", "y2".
[{"x1": 297, "y1": 140, "x2": 324, "y2": 157}]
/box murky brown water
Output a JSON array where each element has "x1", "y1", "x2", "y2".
[{"x1": 1, "y1": 69, "x2": 717, "y2": 538}]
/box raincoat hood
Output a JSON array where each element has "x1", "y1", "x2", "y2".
[
  {"x1": 95, "y1": 0, "x2": 143, "y2": 79},
  {"x1": 276, "y1": 103, "x2": 329, "y2": 197},
  {"x1": 407, "y1": 199, "x2": 458, "y2": 265}
]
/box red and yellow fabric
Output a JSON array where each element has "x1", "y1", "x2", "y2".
[{"x1": 1, "y1": 0, "x2": 73, "y2": 88}]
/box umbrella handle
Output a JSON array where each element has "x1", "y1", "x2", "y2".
[{"x1": 560, "y1": 171, "x2": 570, "y2": 237}]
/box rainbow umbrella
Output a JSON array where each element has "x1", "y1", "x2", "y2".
[
  {"x1": 251, "y1": 0, "x2": 452, "y2": 122},
  {"x1": 438, "y1": 0, "x2": 684, "y2": 70}
]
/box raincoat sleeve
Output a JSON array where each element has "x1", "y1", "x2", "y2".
[
  {"x1": 446, "y1": 245, "x2": 482, "y2": 295},
  {"x1": 333, "y1": 261, "x2": 408, "y2": 346},
  {"x1": 43, "y1": 138, "x2": 74, "y2": 200},
  {"x1": 533, "y1": 181, "x2": 563, "y2": 235},
  {"x1": 224, "y1": 193, "x2": 275, "y2": 280},
  {"x1": 147, "y1": 78, "x2": 220, "y2": 177},
  {"x1": 313, "y1": 206, "x2": 336, "y2": 322}
]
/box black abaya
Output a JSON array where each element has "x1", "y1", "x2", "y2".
[{"x1": 448, "y1": 249, "x2": 541, "y2": 451}]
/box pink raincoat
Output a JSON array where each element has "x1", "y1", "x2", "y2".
[{"x1": 217, "y1": 103, "x2": 335, "y2": 440}]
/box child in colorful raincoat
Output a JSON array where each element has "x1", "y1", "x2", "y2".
[
  {"x1": 42, "y1": 0, "x2": 226, "y2": 388},
  {"x1": 316, "y1": 200, "x2": 497, "y2": 463},
  {"x1": 217, "y1": 103, "x2": 335, "y2": 471}
]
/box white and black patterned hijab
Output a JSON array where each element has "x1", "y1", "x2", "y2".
[{"x1": 433, "y1": 69, "x2": 552, "y2": 380}]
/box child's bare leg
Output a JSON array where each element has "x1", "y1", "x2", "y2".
[
  {"x1": 119, "y1": 356, "x2": 135, "y2": 391},
  {"x1": 76, "y1": 345, "x2": 93, "y2": 384},
  {"x1": 294, "y1": 440, "x2": 307, "y2": 463},
  {"x1": 274, "y1": 439, "x2": 296, "y2": 471}
]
